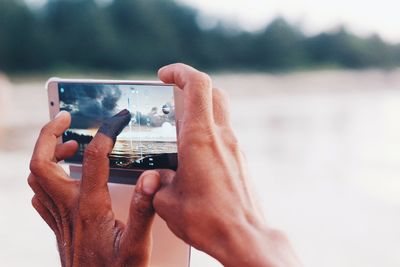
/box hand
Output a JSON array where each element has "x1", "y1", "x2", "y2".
[
  {"x1": 28, "y1": 110, "x2": 160, "y2": 267},
  {"x1": 153, "y1": 63, "x2": 302, "y2": 267}
]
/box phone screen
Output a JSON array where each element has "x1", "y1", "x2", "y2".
[{"x1": 58, "y1": 83, "x2": 178, "y2": 171}]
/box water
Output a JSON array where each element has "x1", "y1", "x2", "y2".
[
  {"x1": 113, "y1": 140, "x2": 177, "y2": 158},
  {"x1": 111, "y1": 140, "x2": 177, "y2": 169}
]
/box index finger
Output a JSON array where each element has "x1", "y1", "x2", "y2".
[
  {"x1": 80, "y1": 109, "x2": 131, "y2": 203},
  {"x1": 158, "y1": 63, "x2": 213, "y2": 124}
]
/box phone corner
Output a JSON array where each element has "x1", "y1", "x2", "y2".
[{"x1": 45, "y1": 77, "x2": 61, "y2": 90}]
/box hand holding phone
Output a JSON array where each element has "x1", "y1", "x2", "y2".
[
  {"x1": 46, "y1": 78, "x2": 190, "y2": 267},
  {"x1": 31, "y1": 64, "x2": 301, "y2": 267},
  {"x1": 153, "y1": 64, "x2": 302, "y2": 267},
  {"x1": 28, "y1": 110, "x2": 160, "y2": 266}
]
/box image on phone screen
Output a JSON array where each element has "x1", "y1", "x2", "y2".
[{"x1": 58, "y1": 83, "x2": 177, "y2": 170}]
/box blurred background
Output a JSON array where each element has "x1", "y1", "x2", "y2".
[{"x1": 1, "y1": 0, "x2": 400, "y2": 266}]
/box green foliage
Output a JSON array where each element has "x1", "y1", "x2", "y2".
[
  {"x1": 0, "y1": 0, "x2": 399, "y2": 73},
  {"x1": 304, "y1": 29, "x2": 396, "y2": 68},
  {"x1": 249, "y1": 17, "x2": 307, "y2": 69},
  {"x1": 0, "y1": 0, "x2": 39, "y2": 70}
]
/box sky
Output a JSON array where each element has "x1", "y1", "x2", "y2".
[
  {"x1": 117, "y1": 85, "x2": 174, "y2": 114},
  {"x1": 25, "y1": 0, "x2": 400, "y2": 43}
]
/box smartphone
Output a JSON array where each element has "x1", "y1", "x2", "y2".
[
  {"x1": 47, "y1": 78, "x2": 190, "y2": 267},
  {"x1": 48, "y1": 78, "x2": 183, "y2": 176}
]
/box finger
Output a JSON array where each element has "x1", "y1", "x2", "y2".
[
  {"x1": 54, "y1": 140, "x2": 79, "y2": 162},
  {"x1": 31, "y1": 111, "x2": 71, "y2": 169},
  {"x1": 27, "y1": 173, "x2": 75, "y2": 208},
  {"x1": 30, "y1": 111, "x2": 72, "y2": 191},
  {"x1": 158, "y1": 63, "x2": 213, "y2": 124},
  {"x1": 80, "y1": 109, "x2": 131, "y2": 204},
  {"x1": 122, "y1": 171, "x2": 161, "y2": 246},
  {"x1": 29, "y1": 135, "x2": 75, "y2": 198},
  {"x1": 212, "y1": 88, "x2": 231, "y2": 126},
  {"x1": 28, "y1": 174, "x2": 64, "y2": 238},
  {"x1": 32, "y1": 196, "x2": 72, "y2": 266},
  {"x1": 30, "y1": 175, "x2": 76, "y2": 267},
  {"x1": 151, "y1": 170, "x2": 176, "y2": 221},
  {"x1": 32, "y1": 195, "x2": 59, "y2": 236}
]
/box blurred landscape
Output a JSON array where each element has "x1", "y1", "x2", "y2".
[
  {"x1": 1, "y1": 0, "x2": 400, "y2": 74},
  {"x1": 1, "y1": 0, "x2": 400, "y2": 267}
]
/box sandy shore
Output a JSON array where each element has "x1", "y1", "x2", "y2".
[{"x1": 1, "y1": 69, "x2": 400, "y2": 266}]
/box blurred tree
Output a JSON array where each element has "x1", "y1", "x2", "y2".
[
  {"x1": 42, "y1": 0, "x2": 117, "y2": 69},
  {"x1": 0, "y1": 0, "x2": 399, "y2": 73},
  {"x1": 304, "y1": 28, "x2": 399, "y2": 68},
  {"x1": 0, "y1": 0, "x2": 39, "y2": 71},
  {"x1": 107, "y1": 0, "x2": 203, "y2": 69},
  {"x1": 250, "y1": 18, "x2": 307, "y2": 70}
]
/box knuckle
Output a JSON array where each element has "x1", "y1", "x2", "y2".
[
  {"x1": 31, "y1": 196, "x2": 39, "y2": 207},
  {"x1": 39, "y1": 123, "x2": 52, "y2": 136},
  {"x1": 77, "y1": 207, "x2": 97, "y2": 224},
  {"x1": 83, "y1": 142, "x2": 103, "y2": 161},
  {"x1": 189, "y1": 72, "x2": 212, "y2": 90},
  {"x1": 77, "y1": 208, "x2": 91, "y2": 222},
  {"x1": 218, "y1": 126, "x2": 239, "y2": 150},
  {"x1": 198, "y1": 72, "x2": 212, "y2": 88},
  {"x1": 213, "y1": 87, "x2": 228, "y2": 101},
  {"x1": 29, "y1": 159, "x2": 48, "y2": 176},
  {"x1": 27, "y1": 174, "x2": 36, "y2": 187},
  {"x1": 174, "y1": 62, "x2": 187, "y2": 69},
  {"x1": 77, "y1": 198, "x2": 113, "y2": 224},
  {"x1": 225, "y1": 131, "x2": 240, "y2": 150},
  {"x1": 31, "y1": 196, "x2": 44, "y2": 214}
]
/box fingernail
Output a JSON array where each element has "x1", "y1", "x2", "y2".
[
  {"x1": 141, "y1": 172, "x2": 160, "y2": 196},
  {"x1": 97, "y1": 109, "x2": 131, "y2": 141},
  {"x1": 158, "y1": 65, "x2": 168, "y2": 73},
  {"x1": 55, "y1": 110, "x2": 67, "y2": 119},
  {"x1": 116, "y1": 109, "x2": 130, "y2": 117}
]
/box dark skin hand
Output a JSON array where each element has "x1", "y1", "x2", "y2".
[
  {"x1": 29, "y1": 63, "x2": 301, "y2": 267},
  {"x1": 153, "y1": 63, "x2": 303, "y2": 267},
  {"x1": 28, "y1": 109, "x2": 161, "y2": 267}
]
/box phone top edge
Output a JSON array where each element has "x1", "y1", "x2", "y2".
[{"x1": 46, "y1": 77, "x2": 173, "y2": 86}]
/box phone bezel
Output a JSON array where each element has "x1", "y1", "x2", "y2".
[{"x1": 47, "y1": 77, "x2": 184, "y2": 174}]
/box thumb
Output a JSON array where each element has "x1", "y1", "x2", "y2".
[{"x1": 122, "y1": 171, "x2": 161, "y2": 245}]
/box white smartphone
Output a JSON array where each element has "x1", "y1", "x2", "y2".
[{"x1": 47, "y1": 78, "x2": 190, "y2": 267}]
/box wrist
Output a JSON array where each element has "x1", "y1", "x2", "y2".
[{"x1": 214, "y1": 217, "x2": 301, "y2": 267}]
